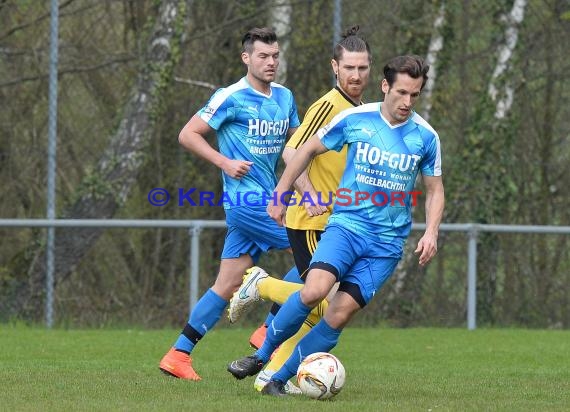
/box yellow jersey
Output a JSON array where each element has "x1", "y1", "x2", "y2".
[{"x1": 285, "y1": 87, "x2": 360, "y2": 230}]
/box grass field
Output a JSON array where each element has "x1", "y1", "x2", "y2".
[{"x1": 1, "y1": 326, "x2": 568, "y2": 411}]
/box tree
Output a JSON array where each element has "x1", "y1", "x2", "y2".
[
  {"x1": 270, "y1": 0, "x2": 292, "y2": 84},
  {"x1": 1, "y1": 0, "x2": 567, "y2": 328},
  {"x1": 1, "y1": 0, "x2": 186, "y2": 321},
  {"x1": 475, "y1": 0, "x2": 527, "y2": 325}
]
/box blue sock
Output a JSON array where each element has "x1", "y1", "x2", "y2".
[
  {"x1": 283, "y1": 265, "x2": 303, "y2": 284},
  {"x1": 174, "y1": 288, "x2": 227, "y2": 353},
  {"x1": 263, "y1": 312, "x2": 275, "y2": 328},
  {"x1": 263, "y1": 265, "x2": 302, "y2": 326},
  {"x1": 273, "y1": 319, "x2": 342, "y2": 382},
  {"x1": 255, "y1": 291, "x2": 311, "y2": 362}
]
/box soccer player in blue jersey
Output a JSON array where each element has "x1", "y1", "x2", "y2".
[
  {"x1": 158, "y1": 27, "x2": 300, "y2": 381},
  {"x1": 228, "y1": 26, "x2": 373, "y2": 393},
  {"x1": 227, "y1": 54, "x2": 445, "y2": 396}
]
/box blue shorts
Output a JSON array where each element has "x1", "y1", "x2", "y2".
[
  {"x1": 222, "y1": 206, "x2": 290, "y2": 263},
  {"x1": 309, "y1": 224, "x2": 402, "y2": 305}
]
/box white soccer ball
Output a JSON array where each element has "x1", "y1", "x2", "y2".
[{"x1": 296, "y1": 352, "x2": 346, "y2": 400}]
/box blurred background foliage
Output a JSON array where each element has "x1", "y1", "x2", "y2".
[{"x1": 0, "y1": 0, "x2": 568, "y2": 328}]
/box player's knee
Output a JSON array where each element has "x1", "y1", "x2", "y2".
[
  {"x1": 299, "y1": 287, "x2": 327, "y2": 308},
  {"x1": 323, "y1": 308, "x2": 353, "y2": 329},
  {"x1": 212, "y1": 277, "x2": 240, "y2": 301}
]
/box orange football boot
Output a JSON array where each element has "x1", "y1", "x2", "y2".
[
  {"x1": 249, "y1": 324, "x2": 267, "y2": 349},
  {"x1": 249, "y1": 324, "x2": 280, "y2": 359},
  {"x1": 159, "y1": 347, "x2": 201, "y2": 381}
]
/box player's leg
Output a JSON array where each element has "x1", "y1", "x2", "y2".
[
  {"x1": 259, "y1": 227, "x2": 343, "y2": 364},
  {"x1": 229, "y1": 266, "x2": 329, "y2": 393},
  {"x1": 260, "y1": 227, "x2": 316, "y2": 322},
  {"x1": 254, "y1": 237, "x2": 328, "y2": 394},
  {"x1": 228, "y1": 267, "x2": 330, "y2": 331},
  {"x1": 261, "y1": 229, "x2": 325, "y2": 373},
  {"x1": 249, "y1": 265, "x2": 303, "y2": 349},
  {"x1": 261, "y1": 290, "x2": 360, "y2": 396},
  {"x1": 159, "y1": 255, "x2": 253, "y2": 380},
  {"x1": 223, "y1": 205, "x2": 303, "y2": 353},
  {"x1": 240, "y1": 229, "x2": 325, "y2": 350},
  {"x1": 258, "y1": 228, "x2": 321, "y2": 306},
  {"x1": 227, "y1": 267, "x2": 336, "y2": 380},
  {"x1": 225, "y1": 206, "x2": 298, "y2": 324},
  {"x1": 264, "y1": 247, "x2": 402, "y2": 395},
  {"x1": 159, "y1": 219, "x2": 260, "y2": 380},
  {"x1": 228, "y1": 225, "x2": 351, "y2": 380}
]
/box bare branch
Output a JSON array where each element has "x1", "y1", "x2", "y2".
[
  {"x1": 0, "y1": 56, "x2": 136, "y2": 88},
  {"x1": 0, "y1": 0, "x2": 77, "y2": 42},
  {"x1": 173, "y1": 76, "x2": 217, "y2": 90}
]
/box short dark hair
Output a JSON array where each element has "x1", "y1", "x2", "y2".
[
  {"x1": 383, "y1": 55, "x2": 430, "y2": 90},
  {"x1": 242, "y1": 27, "x2": 278, "y2": 53},
  {"x1": 333, "y1": 25, "x2": 372, "y2": 63}
]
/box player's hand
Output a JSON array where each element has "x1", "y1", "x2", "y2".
[
  {"x1": 304, "y1": 200, "x2": 329, "y2": 217},
  {"x1": 267, "y1": 202, "x2": 286, "y2": 227},
  {"x1": 414, "y1": 232, "x2": 438, "y2": 266},
  {"x1": 222, "y1": 159, "x2": 253, "y2": 179}
]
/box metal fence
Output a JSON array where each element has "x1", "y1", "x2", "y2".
[{"x1": 1, "y1": 219, "x2": 569, "y2": 330}]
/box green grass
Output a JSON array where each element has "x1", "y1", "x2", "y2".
[{"x1": 0, "y1": 326, "x2": 568, "y2": 411}]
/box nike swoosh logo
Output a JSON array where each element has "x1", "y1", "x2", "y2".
[
  {"x1": 238, "y1": 275, "x2": 258, "y2": 299},
  {"x1": 230, "y1": 361, "x2": 248, "y2": 371}
]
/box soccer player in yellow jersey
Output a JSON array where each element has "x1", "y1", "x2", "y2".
[{"x1": 227, "y1": 26, "x2": 372, "y2": 392}]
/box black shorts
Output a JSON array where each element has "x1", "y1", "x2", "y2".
[{"x1": 286, "y1": 227, "x2": 323, "y2": 280}]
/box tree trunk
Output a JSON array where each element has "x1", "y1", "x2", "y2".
[
  {"x1": 421, "y1": 1, "x2": 445, "y2": 122},
  {"x1": 477, "y1": 0, "x2": 527, "y2": 324},
  {"x1": 270, "y1": 0, "x2": 292, "y2": 85},
  {"x1": 1, "y1": 0, "x2": 186, "y2": 321},
  {"x1": 487, "y1": 0, "x2": 526, "y2": 119}
]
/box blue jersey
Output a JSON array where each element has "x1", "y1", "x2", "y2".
[
  {"x1": 317, "y1": 102, "x2": 442, "y2": 251},
  {"x1": 197, "y1": 77, "x2": 300, "y2": 209}
]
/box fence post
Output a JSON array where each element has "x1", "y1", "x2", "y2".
[
  {"x1": 332, "y1": 0, "x2": 341, "y2": 86},
  {"x1": 45, "y1": 0, "x2": 60, "y2": 329},
  {"x1": 467, "y1": 224, "x2": 478, "y2": 330},
  {"x1": 189, "y1": 224, "x2": 202, "y2": 314}
]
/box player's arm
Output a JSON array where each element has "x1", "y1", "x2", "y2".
[
  {"x1": 286, "y1": 127, "x2": 298, "y2": 138},
  {"x1": 414, "y1": 174, "x2": 445, "y2": 266},
  {"x1": 283, "y1": 99, "x2": 332, "y2": 216},
  {"x1": 282, "y1": 146, "x2": 328, "y2": 216},
  {"x1": 268, "y1": 135, "x2": 328, "y2": 225},
  {"x1": 178, "y1": 114, "x2": 252, "y2": 179}
]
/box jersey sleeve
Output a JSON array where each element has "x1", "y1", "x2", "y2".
[
  {"x1": 316, "y1": 111, "x2": 349, "y2": 152},
  {"x1": 197, "y1": 88, "x2": 234, "y2": 130},
  {"x1": 419, "y1": 130, "x2": 442, "y2": 176},
  {"x1": 288, "y1": 92, "x2": 301, "y2": 129},
  {"x1": 287, "y1": 100, "x2": 332, "y2": 149}
]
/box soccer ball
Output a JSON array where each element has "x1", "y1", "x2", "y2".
[{"x1": 296, "y1": 352, "x2": 346, "y2": 400}]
